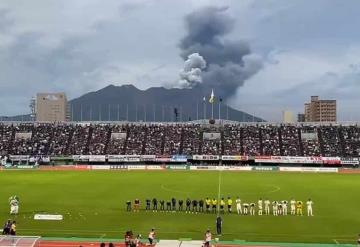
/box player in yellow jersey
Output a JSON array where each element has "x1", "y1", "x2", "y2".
[
  {"x1": 296, "y1": 200, "x2": 303, "y2": 216},
  {"x1": 205, "y1": 198, "x2": 211, "y2": 213},
  {"x1": 227, "y1": 197, "x2": 233, "y2": 213},
  {"x1": 212, "y1": 198, "x2": 217, "y2": 213},
  {"x1": 220, "y1": 198, "x2": 225, "y2": 214}
]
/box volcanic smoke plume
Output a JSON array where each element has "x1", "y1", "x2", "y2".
[{"x1": 178, "y1": 6, "x2": 263, "y2": 98}]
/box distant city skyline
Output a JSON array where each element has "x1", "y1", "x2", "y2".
[{"x1": 0, "y1": 0, "x2": 360, "y2": 121}]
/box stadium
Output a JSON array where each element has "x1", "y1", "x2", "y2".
[
  {"x1": 1, "y1": 121, "x2": 360, "y2": 246},
  {"x1": 1, "y1": 1, "x2": 360, "y2": 247}
]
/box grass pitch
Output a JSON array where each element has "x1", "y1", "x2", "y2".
[{"x1": 0, "y1": 170, "x2": 359, "y2": 244}]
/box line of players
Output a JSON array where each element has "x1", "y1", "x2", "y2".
[{"x1": 126, "y1": 197, "x2": 314, "y2": 216}]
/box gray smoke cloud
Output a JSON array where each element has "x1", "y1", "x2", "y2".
[
  {"x1": 179, "y1": 6, "x2": 263, "y2": 98},
  {"x1": 179, "y1": 53, "x2": 206, "y2": 88}
]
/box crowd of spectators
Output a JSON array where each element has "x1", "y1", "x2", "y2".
[
  {"x1": 0, "y1": 123, "x2": 360, "y2": 157},
  {"x1": 242, "y1": 126, "x2": 261, "y2": 156},
  {"x1": 181, "y1": 124, "x2": 201, "y2": 155},
  {"x1": 341, "y1": 125, "x2": 360, "y2": 156},
  {"x1": 261, "y1": 125, "x2": 281, "y2": 156},
  {"x1": 301, "y1": 126, "x2": 321, "y2": 156},
  {"x1": 320, "y1": 126, "x2": 341, "y2": 157},
  {"x1": 222, "y1": 124, "x2": 242, "y2": 155},
  {"x1": 68, "y1": 125, "x2": 90, "y2": 155},
  {"x1": 88, "y1": 124, "x2": 110, "y2": 155},
  {"x1": 107, "y1": 125, "x2": 128, "y2": 155},
  {"x1": 280, "y1": 125, "x2": 301, "y2": 156}
]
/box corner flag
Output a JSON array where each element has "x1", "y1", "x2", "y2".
[{"x1": 209, "y1": 89, "x2": 215, "y2": 104}]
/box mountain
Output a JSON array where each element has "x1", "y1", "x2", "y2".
[{"x1": 68, "y1": 84, "x2": 264, "y2": 122}]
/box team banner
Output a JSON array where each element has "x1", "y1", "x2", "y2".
[
  {"x1": 9, "y1": 155, "x2": 30, "y2": 161},
  {"x1": 321, "y1": 157, "x2": 341, "y2": 165},
  {"x1": 192, "y1": 155, "x2": 220, "y2": 160},
  {"x1": 170, "y1": 155, "x2": 188, "y2": 162},
  {"x1": 166, "y1": 165, "x2": 188, "y2": 170},
  {"x1": 221, "y1": 155, "x2": 248, "y2": 161},
  {"x1": 252, "y1": 166, "x2": 279, "y2": 171},
  {"x1": 15, "y1": 132, "x2": 32, "y2": 140},
  {"x1": 155, "y1": 155, "x2": 171, "y2": 162},
  {"x1": 89, "y1": 155, "x2": 106, "y2": 162},
  {"x1": 340, "y1": 157, "x2": 359, "y2": 165},
  {"x1": 107, "y1": 155, "x2": 141, "y2": 162},
  {"x1": 72, "y1": 155, "x2": 90, "y2": 162},
  {"x1": 279, "y1": 167, "x2": 338, "y2": 173},
  {"x1": 203, "y1": 132, "x2": 221, "y2": 140},
  {"x1": 111, "y1": 132, "x2": 127, "y2": 140},
  {"x1": 141, "y1": 155, "x2": 156, "y2": 162},
  {"x1": 255, "y1": 156, "x2": 323, "y2": 164},
  {"x1": 110, "y1": 165, "x2": 128, "y2": 170}
]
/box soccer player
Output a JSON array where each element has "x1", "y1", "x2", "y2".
[
  {"x1": 145, "y1": 199, "x2": 151, "y2": 211},
  {"x1": 205, "y1": 198, "x2": 211, "y2": 213},
  {"x1": 134, "y1": 198, "x2": 140, "y2": 212},
  {"x1": 10, "y1": 221, "x2": 16, "y2": 236},
  {"x1": 258, "y1": 198, "x2": 263, "y2": 216},
  {"x1": 220, "y1": 198, "x2": 225, "y2": 214},
  {"x1": 178, "y1": 199, "x2": 184, "y2": 211},
  {"x1": 282, "y1": 200, "x2": 288, "y2": 215},
  {"x1": 236, "y1": 197, "x2": 242, "y2": 215},
  {"x1": 166, "y1": 200, "x2": 172, "y2": 211},
  {"x1": 126, "y1": 200, "x2": 131, "y2": 211},
  {"x1": 159, "y1": 199, "x2": 165, "y2": 211},
  {"x1": 171, "y1": 197, "x2": 176, "y2": 211},
  {"x1": 204, "y1": 229, "x2": 212, "y2": 247},
  {"x1": 264, "y1": 199, "x2": 270, "y2": 215},
  {"x1": 243, "y1": 203, "x2": 249, "y2": 215},
  {"x1": 192, "y1": 199, "x2": 198, "y2": 213},
  {"x1": 227, "y1": 197, "x2": 233, "y2": 213},
  {"x1": 290, "y1": 198, "x2": 296, "y2": 215},
  {"x1": 306, "y1": 199, "x2": 314, "y2": 216},
  {"x1": 272, "y1": 201, "x2": 278, "y2": 216},
  {"x1": 9, "y1": 196, "x2": 19, "y2": 215},
  {"x1": 277, "y1": 202, "x2": 283, "y2": 215},
  {"x1": 296, "y1": 200, "x2": 303, "y2": 216},
  {"x1": 250, "y1": 202, "x2": 256, "y2": 216},
  {"x1": 199, "y1": 199, "x2": 204, "y2": 212},
  {"x1": 185, "y1": 198, "x2": 191, "y2": 213},
  {"x1": 212, "y1": 198, "x2": 217, "y2": 214},
  {"x1": 2, "y1": 219, "x2": 11, "y2": 235},
  {"x1": 152, "y1": 198, "x2": 158, "y2": 212}
]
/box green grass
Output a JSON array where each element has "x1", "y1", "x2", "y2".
[{"x1": 0, "y1": 170, "x2": 359, "y2": 244}]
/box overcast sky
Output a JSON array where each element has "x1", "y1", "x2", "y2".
[{"x1": 0, "y1": 0, "x2": 359, "y2": 121}]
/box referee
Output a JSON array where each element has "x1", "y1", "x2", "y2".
[{"x1": 216, "y1": 216, "x2": 222, "y2": 235}]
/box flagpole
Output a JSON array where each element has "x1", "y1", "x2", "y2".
[
  {"x1": 196, "y1": 101, "x2": 199, "y2": 120},
  {"x1": 218, "y1": 100, "x2": 221, "y2": 120},
  {"x1": 211, "y1": 102, "x2": 214, "y2": 119},
  {"x1": 203, "y1": 98, "x2": 206, "y2": 120}
]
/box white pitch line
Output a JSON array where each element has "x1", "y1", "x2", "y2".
[{"x1": 217, "y1": 169, "x2": 222, "y2": 216}]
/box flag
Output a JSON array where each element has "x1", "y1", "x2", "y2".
[{"x1": 209, "y1": 89, "x2": 215, "y2": 104}]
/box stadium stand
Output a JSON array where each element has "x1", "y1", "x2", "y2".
[{"x1": 0, "y1": 122, "x2": 360, "y2": 157}]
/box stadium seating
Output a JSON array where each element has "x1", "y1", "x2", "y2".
[{"x1": 0, "y1": 122, "x2": 360, "y2": 157}]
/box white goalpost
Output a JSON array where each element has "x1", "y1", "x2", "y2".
[{"x1": 0, "y1": 236, "x2": 41, "y2": 247}]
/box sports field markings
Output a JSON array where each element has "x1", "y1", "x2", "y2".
[{"x1": 160, "y1": 184, "x2": 189, "y2": 195}]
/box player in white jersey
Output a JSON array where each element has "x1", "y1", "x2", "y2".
[
  {"x1": 243, "y1": 203, "x2": 249, "y2": 215},
  {"x1": 290, "y1": 199, "x2": 296, "y2": 215},
  {"x1": 249, "y1": 203, "x2": 256, "y2": 216},
  {"x1": 282, "y1": 200, "x2": 288, "y2": 215},
  {"x1": 272, "y1": 201, "x2": 278, "y2": 216},
  {"x1": 258, "y1": 198, "x2": 263, "y2": 215},
  {"x1": 306, "y1": 199, "x2": 314, "y2": 216},
  {"x1": 264, "y1": 199, "x2": 270, "y2": 215},
  {"x1": 236, "y1": 197, "x2": 242, "y2": 215}
]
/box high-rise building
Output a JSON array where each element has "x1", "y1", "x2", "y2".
[
  {"x1": 297, "y1": 113, "x2": 305, "y2": 122},
  {"x1": 304, "y1": 96, "x2": 336, "y2": 122},
  {"x1": 282, "y1": 110, "x2": 294, "y2": 123},
  {"x1": 36, "y1": 93, "x2": 68, "y2": 122}
]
